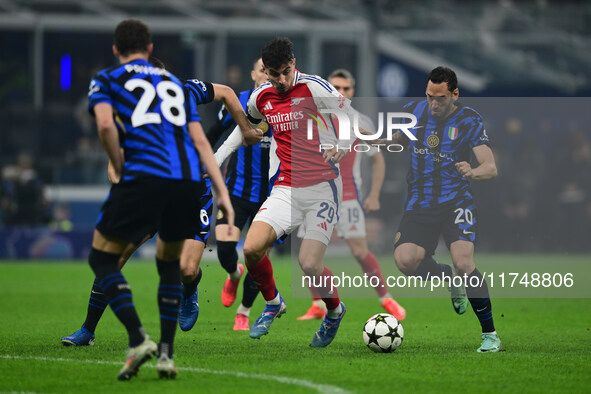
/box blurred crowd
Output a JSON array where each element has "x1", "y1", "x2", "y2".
[
  {"x1": 487, "y1": 120, "x2": 591, "y2": 253},
  {"x1": 1, "y1": 152, "x2": 50, "y2": 226}
]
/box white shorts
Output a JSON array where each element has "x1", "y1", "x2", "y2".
[
  {"x1": 336, "y1": 199, "x2": 367, "y2": 239},
  {"x1": 253, "y1": 178, "x2": 342, "y2": 245}
]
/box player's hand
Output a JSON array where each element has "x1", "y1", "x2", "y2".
[
  {"x1": 216, "y1": 193, "x2": 235, "y2": 235},
  {"x1": 242, "y1": 125, "x2": 264, "y2": 146},
  {"x1": 455, "y1": 161, "x2": 473, "y2": 179},
  {"x1": 363, "y1": 195, "x2": 380, "y2": 213},
  {"x1": 107, "y1": 160, "x2": 121, "y2": 184},
  {"x1": 358, "y1": 127, "x2": 387, "y2": 145},
  {"x1": 323, "y1": 146, "x2": 346, "y2": 163}
]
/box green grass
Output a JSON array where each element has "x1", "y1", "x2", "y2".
[{"x1": 1, "y1": 255, "x2": 590, "y2": 393}]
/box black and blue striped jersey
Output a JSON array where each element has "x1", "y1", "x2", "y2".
[
  {"x1": 88, "y1": 58, "x2": 201, "y2": 183},
  {"x1": 184, "y1": 78, "x2": 215, "y2": 176},
  {"x1": 184, "y1": 79, "x2": 215, "y2": 108},
  {"x1": 215, "y1": 89, "x2": 273, "y2": 204},
  {"x1": 404, "y1": 100, "x2": 490, "y2": 211},
  {"x1": 217, "y1": 90, "x2": 251, "y2": 129}
]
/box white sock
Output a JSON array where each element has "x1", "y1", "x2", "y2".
[
  {"x1": 379, "y1": 293, "x2": 392, "y2": 303},
  {"x1": 483, "y1": 331, "x2": 497, "y2": 336},
  {"x1": 229, "y1": 265, "x2": 242, "y2": 280},
  {"x1": 266, "y1": 293, "x2": 281, "y2": 305},
  {"x1": 312, "y1": 299, "x2": 326, "y2": 309},
  {"x1": 327, "y1": 304, "x2": 342, "y2": 319},
  {"x1": 237, "y1": 304, "x2": 250, "y2": 317}
]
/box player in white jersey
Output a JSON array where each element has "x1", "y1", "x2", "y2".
[
  {"x1": 297, "y1": 69, "x2": 406, "y2": 321},
  {"x1": 241, "y1": 37, "x2": 358, "y2": 347}
]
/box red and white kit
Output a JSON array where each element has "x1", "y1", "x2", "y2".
[{"x1": 247, "y1": 71, "x2": 356, "y2": 244}]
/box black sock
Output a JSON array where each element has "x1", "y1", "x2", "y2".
[
  {"x1": 89, "y1": 248, "x2": 144, "y2": 347},
  {"x1": 414, "y1": 256, "x2": 453, "y2": 281},
  {"x1": 182, "y1": 267, "x2": 202, "y2": 298},
  {"x1": 217, "y1": 241, "x2": 238, "y2": 274},
  {"x1": 241, "y1": 273, "x2": 259, "y2": 308},
  {"x1": 465, "y1": 268, "x2": 495, "y2": 333},
  {"x1": 82, "y1": 277, "x2": 108, "y2": 333},
  {"x1": 157, "y1": 258, "x2": 181, "y2": 358}
]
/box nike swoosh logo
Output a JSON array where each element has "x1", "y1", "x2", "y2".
[
  {"x1": 476, "y1": 307, "x2": 487, "y2": 313},
  {"x1": 463, "y1": 229, "x2": 473, "y2": 235}
]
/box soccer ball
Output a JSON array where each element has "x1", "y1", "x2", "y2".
[{"x1": 362, "y1": 313, "x2": 404, "y2": 353}]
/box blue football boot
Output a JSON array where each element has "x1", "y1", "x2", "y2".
[
  {"x1": 61, "y1": 327, "x2": 95, "y2": 346},
  {"x1": 249, "y1": 295, "x2": 286, "y2": 339},
  {"x1": 179, "y1": 288, "x2": 199, "y2": 332},
  {"x1": 310, "y1": 302, "x2": 346, "y2": 348}
]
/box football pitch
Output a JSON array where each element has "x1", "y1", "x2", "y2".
[{"x1": 1, "y1": 255, "x2": 590, "y2": 393}]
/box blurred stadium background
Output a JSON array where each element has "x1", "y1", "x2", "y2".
[{"x1": 1, "y1": 0, "x2": 590, "y2": 258}]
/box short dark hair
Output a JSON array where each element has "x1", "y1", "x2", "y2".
[
  {"x1": 328, "y1": 68, "x2": 356, "y2": 88},
  {"x1": 262, "y1": 37, "x2": 294, "y2": 70},
  {"x1": 114, "y1": 19, "x2": 151, "y2": 57},
  {"x1": 149, "y1": 56, "x2": 165, "y2": 69},
  {"x1": 253, "y1": 54, "x2": 262, "y2": 70},
  {"x1": 428, "y1": 66, "x2": 457, "y2": 92}
]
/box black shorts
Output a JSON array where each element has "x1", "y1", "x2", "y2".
[
  {"x1": 196, "y1": 180, "x2": 213, "y2": 244},
  {"x1": 216, "y1": 194, "x2": 263, "y2": 230},
  {"x1": 394, "y1": 196, "x2": 478, "y2": 255},
  {"x1": 96, "y1": 177, "x2": 206, "y2": 245}
]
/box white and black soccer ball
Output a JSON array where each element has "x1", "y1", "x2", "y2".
[{"x1": 362, "y1": 313, "x2": 404, "y2": 353}]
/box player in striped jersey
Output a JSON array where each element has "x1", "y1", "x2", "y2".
[
  {"x1": 393, "y1": 66, "x2": 501, "y2": 352},
  {"x1": 177, "y1": 76, "x2": 262, "y2": 332},
  {"x1": 61, "y1": 19, "x2": 255, "y2": 379},
  {"x1": 61, "y1": 55, "x2": 261, "y2": 351},
  {"x1": 206, "y1": 55, "x2": 270, "y2": 331},
  {"x1": 83, "y1": 19, "x2": 234, "y2": 379},
  {"x1": 297, "y1": 69, "x2": 406, "y2": 322}
]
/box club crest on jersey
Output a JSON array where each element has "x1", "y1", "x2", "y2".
[
  {"x1": 427, "y1": 134, "x2": 440, "y2": 148},
  {"x1": 291, "y1": 97, "x2": 305, "y2": 105},
  {"x1": 448, "y1": 127, "x2": 459, "y2": 140}
]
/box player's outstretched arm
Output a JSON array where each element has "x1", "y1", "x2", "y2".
[
  {"x1": 94, "y1": 103, "x2": 123, "y2": 183},
  {"x1": 364, "y1": 151, "x2": 385, "y2": 213},
  {"x1": 391, "y1": 131, "x2": 410, "y2": 149},
  {"x1": 188, "y1": 121, "x2": 235, "y2": 232},
  {"x1": 212, "y1": 83, "x2": 262, "y2": 145},
  {"x1": 455, "y1": 144, "x2": 497, "y2": 181}
]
